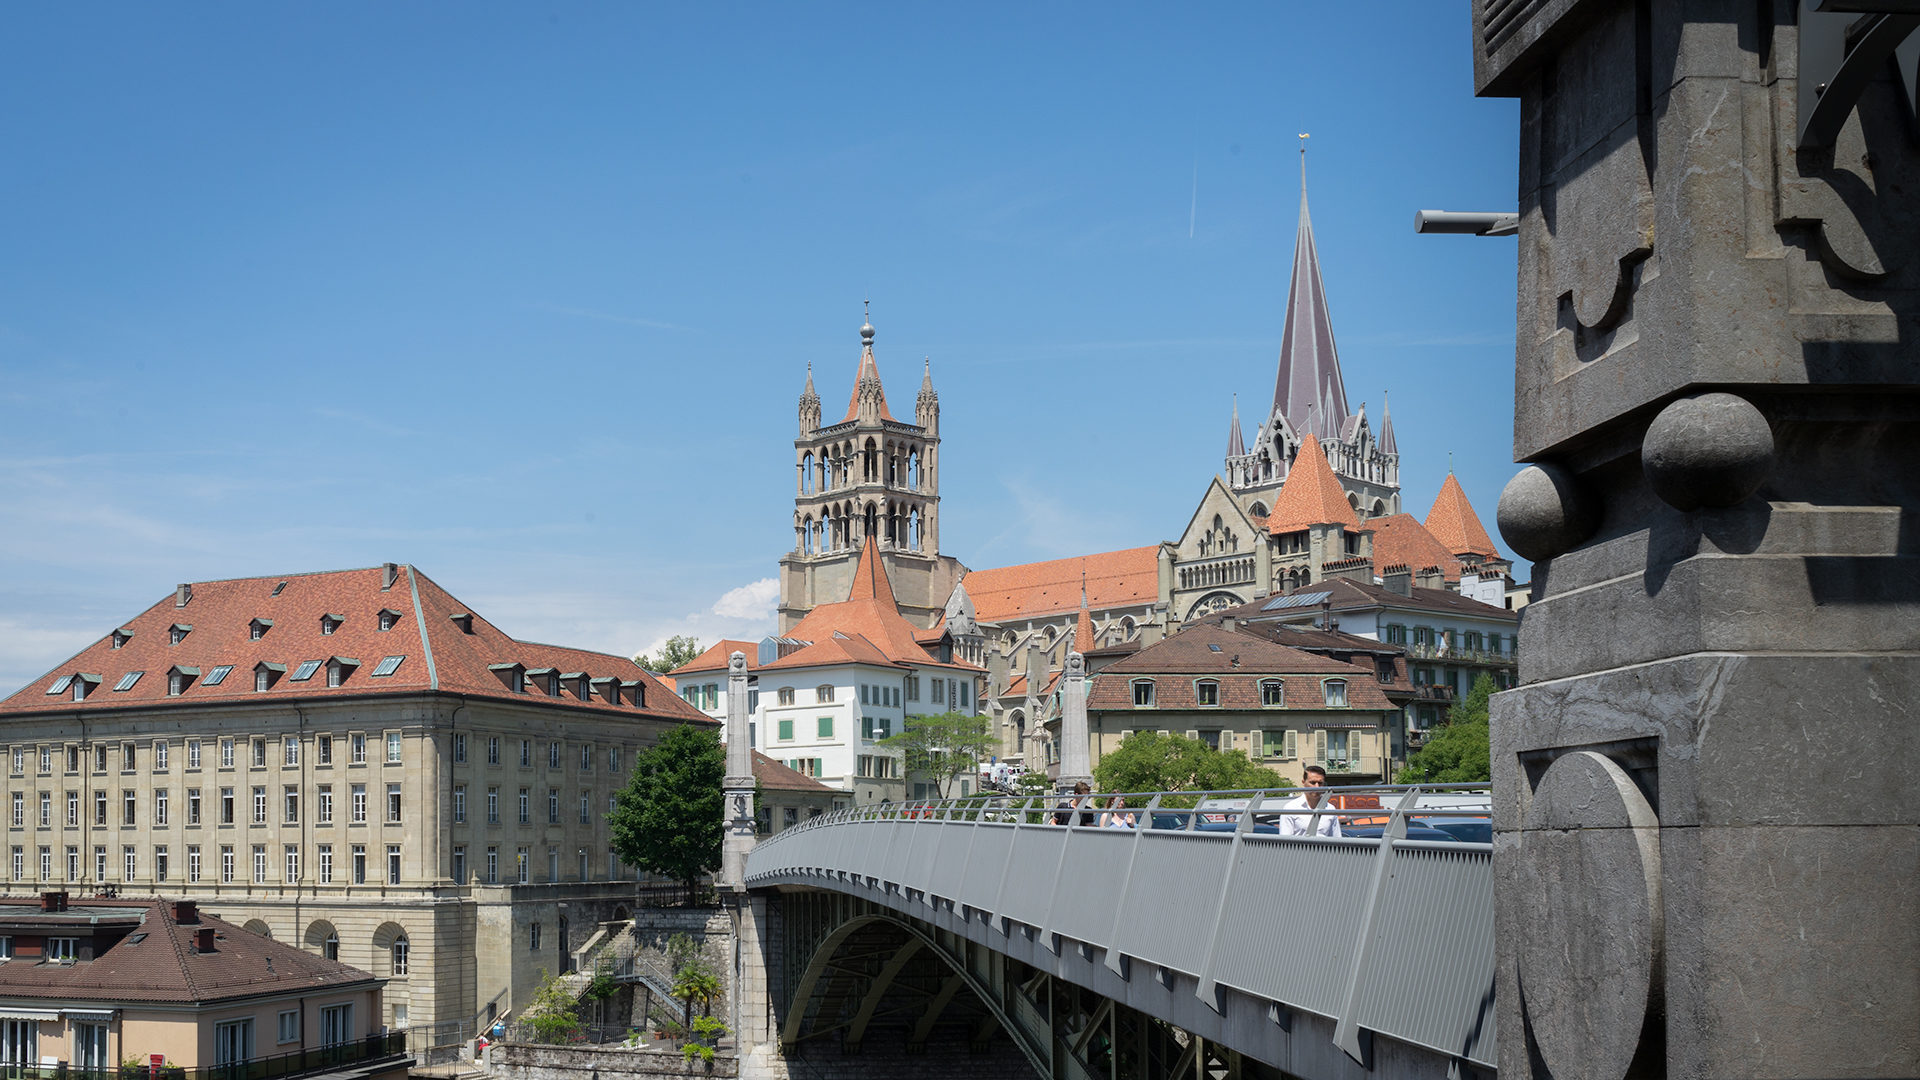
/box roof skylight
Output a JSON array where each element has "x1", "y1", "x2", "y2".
[
  {"x1": 371, "y1": 655, "x2": 405, "y2": 677},
  {"x1": 47, "y1": 676, "x2": 73, "y2": 695},
  {"x1": 203, "y1": 665, "x2": 234, "y2": 686},
  {"x1": 113, "y1": 671, "x2": 144, "y2": 692},
  {"x1": 271, "y1": 581, "x2": 287, "y2": 596},
  {"x1": 290, "y1": 660, "x2": 322, "y2": 682}
]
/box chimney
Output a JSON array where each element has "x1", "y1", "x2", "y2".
[
  {"x1": 1415, "y1": 565, "x2": 1446, "y2": 591},
  {"x1": 1319, "y1": 597, "x2": 1334, "y2": 631},
  {"x1": 1382, "y1": 564, "x2": 1412, "y2": 597},
  {"x1": 172, "y1": 899, "x2": 199, "y2": 924},
  {"x1": 174, "y1": 584, "x2": 192, "y2": 608},
  {"x1": 1221, "y1": 616, "x2": 1237, "y2": 633},
  {"x1": 195, "y1": 927, "x2": 217, "y2": 953},
  {"x1": 39, "y1": 891, "x2": 67, "y2": 912},
  {"x1": 382, "y1": 563, "x2": 399, "y2": 591}
]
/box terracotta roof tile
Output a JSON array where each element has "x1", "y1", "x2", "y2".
[
  {"x1": 1424, "y1": 474, "x2": 1499, "y2": 557},
  {"x1": 1366, "y1": 514, "x2": 1465, "y2": 582},
  {"x1": 747, "y1": 750, "x2": 839, "y2": 793},
  {"x1": 1, "y1": 565, "x2": 712, "y2": 728},
  {"x1": 1086, "y1": 627, "x2": 1394, "y2": 713},
  {"x1": 1073, "y1": 603, "x2": 1095, "y2": 655},
  {"x1": 671, "y1": 639, "x2": 762, "y2": 676},
  {"x1": 841, "y1": 340, "x2": 895, "y2": 423},
  {"x1": 768, "y1": 541, "x2": 980, "y2": 674},
  {"x1": 964, "y1": 548, "x2": 1159, "y2": 623},
  {"x1": 1265, "y1": 434, "x2": 1360, "y2": 534}
]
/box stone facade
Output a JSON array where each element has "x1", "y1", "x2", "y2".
[{"x1": 1477, "y1": 3, "x2": 1920, "y2": 1078}]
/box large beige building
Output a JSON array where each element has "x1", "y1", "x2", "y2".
[{"x1": 0, "y1": 564, "x2": 715, "y2": 1054}]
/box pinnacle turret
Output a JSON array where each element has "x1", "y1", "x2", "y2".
[
  {"x1": 1380, "y1": 390, "x2": 1398, "y2": 455},
  {"x1": 799, "y1": 362, "x2": 821, "y2": 434},
  {"x1": 1226, "y1": 394, "x2": 1247, "y2": 458}
]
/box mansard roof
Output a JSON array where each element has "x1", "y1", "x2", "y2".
[
  {"x1": 1424, "y1": 474, "x2": 1500, "y2": 557},
  {"x1": 1, "y1": 565, "x2": 708, "y2": 724},
  {"x1": 964, "y1": 547, "x2": 1160, "y2": 623},
  {"x1": 1271, "y1": 176, "x2": 1349, "y2": 441},
  {"x1": 1264, "y1": 433, "x2": 1360, "y2": 534}
]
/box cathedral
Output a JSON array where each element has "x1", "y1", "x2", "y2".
[{"x1": 763, "y1": 168, "x2": 1513, "y2": 772}]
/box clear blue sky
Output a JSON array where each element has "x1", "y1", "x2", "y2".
[{"x1": 0, "y1": 4, "x2": 1521, "y2": 694}]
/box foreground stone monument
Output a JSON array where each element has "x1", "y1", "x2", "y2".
[{"x1": 1476, "y1": 3, "x2": 1919, "y2": 1078}]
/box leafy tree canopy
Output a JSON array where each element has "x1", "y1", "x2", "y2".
[
  {"x1": 1093, "y1": 731, "x2": 1282, "y2": 796},
  {"x1": 1395, "y1": 673, "x2": 1495, "y2": 784},
  {"x1": 880, "y1": 711, "x2": 996, "y2": 798},
  {"x1": 634, "y1": 635, "x2": 702, "y2": 674},
  {"x1": 610, "y1": 725, "x2": 724, "y2": 902}
]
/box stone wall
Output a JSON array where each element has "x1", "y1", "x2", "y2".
[{"x1": 491, "y1": 1042, "x2": 737, "y2": 1080}]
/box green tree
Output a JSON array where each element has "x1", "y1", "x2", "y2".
[
  {"x1": 521, "y1": 969, "x2": 585, "y2": 1043},
  {"x1": 672, "y1": 960, "x2": 722, "y2": 1025},
  {"x1": 880, "y1": 711, "x2": 997, "y2": 798},
  {"x1": 610, "y1": 725, "x2": 724, "y2": 903},
  {"x1": 1396, "y1": 673, "x2": 1495, "y2": 784},
  {"x1": 634, "y1": 635, "x2": 702, "y2": 674},
  {"x1": 1092, "y1": 731, "x2": 1282, "y2": 797}
]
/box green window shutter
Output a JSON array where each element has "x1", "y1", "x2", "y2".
[
  {"x1": 1284, "y1": 729, "x2": 1297, "y2": 759},
  {"x1": 818, "y1": 716, "x2": 833, "y2": 738},
  {"x1": 1314, "y1": 730, "x2": 1327, "y2": 764},
  {"x1": 777, "y1": 719, "x2": 793, "y2": 742}
]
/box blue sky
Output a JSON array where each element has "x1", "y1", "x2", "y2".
[{"x1": 0, "y1": 4, "x2": 1521, "y2": 694}]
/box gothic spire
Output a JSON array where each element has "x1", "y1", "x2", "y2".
[
  {"x1": 843, "y1": 302, "x2": 894, "y2": 423},
  {"x1": 801, "y1": 362, "x2": 819, "y2": 406},
  {"x1": 917, "y1": 356, "x2": 937, "y2": 411},
  {"x1": 1379, "y1": 390, "x2": 1398, "y2": 455},
  {"x1": 1226, "y1": 394, "x2": 1247, "y2": 458},
  {"x1": 1271, "y1": 140, "x2": 1350, "y2": 441}
]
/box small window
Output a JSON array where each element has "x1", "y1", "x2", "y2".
[
  {"x1": 278, "y1": 1010, "x2": 299, "y2": 1044},
  {"x1": 777, "y1": 687, "x2": 795, "y2": 706},
  {"x1": 1131, "y1": 680, "x2": 1155, "y2": 707},
  {"x1": 169, "y1": 624, "x2": 191, "y2": 646},
  {"x1": 111, "y1": 629, "x2": 132, "y2": 649},
  {"x1": 1261, "y1": 680, "x2": 1284, "y2": 706},
  {"x1": 250, "y1": 619, "x2": 272, "y2": 641},
  {"x1": 291, "y1": 660, "x2": 322, "y2": 682},
  {"x1": 386, "y1": 733, "x2": 402, "y2": 763},
  {"x1": 777, "y1": 719, "x2": 794, "y2": 742},
  {"x1": 815, "y1": 685, "x2": 835, "y2": 704},
  {"x1": 1323, "y1": 679, "x2": 1349, "y2": 708},
  {"x1": 271, "y1": 581, "x2": 287, "y2": 596},
  {"x1": 204, "y1": 665, "x2": 233, "y2": 686},
  {"x1": 377, "y1": 610, "x2": 400, "y2": 632},
  {"x1": 113, "y1": 671, "x2": 143, "y2": 692},
  {"x1": 1195, "y1": 680, "x2": 1220, "y2": 707},
  {"x1": 320, "y1": 615, "x2": 342, "y2": 636}
]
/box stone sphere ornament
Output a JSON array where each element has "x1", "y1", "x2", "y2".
[
  {"x1": 1497, "y1": 461, "x2": 1599, "y2": 562},
  {"x1": 1641, "y1": 392, "x2": 1774, "y2": 512}
]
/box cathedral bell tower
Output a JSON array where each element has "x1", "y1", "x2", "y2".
[{"x1": 778, "y1": 307, "x2": 961, "y2": 632}]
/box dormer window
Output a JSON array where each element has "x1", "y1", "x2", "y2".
[
  {"x1": 72, "y1": 676, "x2": 98, "y2": 702},
  {"x1": 625, "y1": 681, "x2": 645, "y2": 708},
  {"x1": 1195, "y1": 679, "x2": 1220, "y2": 707},
  {"x1": 320, "y1": 615, "x2": 343, "y2": 636},
  {"x1": 249, "y1": 619, "x2": 272, "y2": 641},
  {"x1": 1131, "y1": 680, "x2": 1156, "y2": 707},
  {"x1": 110, "y1": 629, "x2": 132, "y2": 650},
  {"x1": 574, "y1": 675, "x2": 592, "y2": 699},
  {"x1": 254, "y1": 663, "x2": 286, "y2": 691},
  {"x1": 169, "y1": 624, "x2": 192, "y2": 646},
  {"x1": 326, "y1": 657, "x2": 360, "y2": 687},
  {"x1": 547, "y1": 674, "x2": 561, "y2": 697},
  {"x1": 377, "y1": 609, "x2": 402, "y2": 632},
  {"x1": 488, "y1": 664, "x2": 526, "y2": 693},
  {"x1": 449, "y1": 613, "x2": 474, "y2": 635},
  {"x1": 1261, "y1": 679, "x2": 1284, "y2": 706},
  {"x1": 1323, "y1": 679, "x2": 1348, "y2": 708},
  {"x1": 167, "y1": 667, "x2": 200, "y2": 696}
]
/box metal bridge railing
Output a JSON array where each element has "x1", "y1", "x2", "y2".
[{"x1": 746, "y1": 781, "x2": 1496, "y2": 1071}]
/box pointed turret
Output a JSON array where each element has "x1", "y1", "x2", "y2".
[
  {"x1": 1425, "y1": 474, "x2": 1499, "y2": 558},
  {"x1": 1226, "y1": 395, "x2": 1247, "y2": 458},
  {"x1": 799, "y1": 362, "x2": 821, "y2": 435},
  {"x1": 1265, "y1": 433, "x2": 1360, "y2": 535},
  {"x1": 1271, "y1": 150, "x2": 1350, "y2": 440},
  {"x1": 1073, "y1": 594, "x2": 1095, "y2": 655},
  {"x1": 916, "y1": 356, "x2": 939, "y2": 433},
  {"x1": 844, "y1": 307, "x2": 895, "y2": 423},
  {"x1": 1379, "y1": 390, "x2": 1399, "y2": 455}
]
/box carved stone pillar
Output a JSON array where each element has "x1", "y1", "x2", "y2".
[
  {"x1": 720, "y1": 652, "x2": 757, "y2": 891},
  {"x1": 1475, "y1": 3, "x2": 1920, "y2": 1078},
  {"x1": 1057, "y1": 652, "x2": 1092, "y2": 792}
]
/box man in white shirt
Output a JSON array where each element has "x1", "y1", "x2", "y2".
[{"x1": 1277, "y1": 766, "x2": 1341, "y2": 837}]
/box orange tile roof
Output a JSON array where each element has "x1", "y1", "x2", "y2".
[
  {"x1": 841, "y1": 341, "x2": 895, "y2": 423},
  {"x1": 1424, "y1": 474, "x2": 1500, "y2": 557},
  {"x1": 671, "y1": 639, "x2": 762, "y2": 676},
  {"x1": 1074, "y1": 602, "x2": 1095, "y2": 654},
  {"x1": 768, "y1": 539, "x2": 981, "y2": 673},
  {"x1": 965, "y1": 547, "x2": 1160, "y2": 623},
  {"x1": 1265, "y1": 433, "x2": 1360, "y2": 534},
  {"x1": 1367, "y1": 514, "x2": 1465, "y2": 583},
  {"x1": 744, "y1": 749, "x2": 839, "y2": 793},
  {"x1": 1, "y1": 565, "x2": 711, "y2": 727}
]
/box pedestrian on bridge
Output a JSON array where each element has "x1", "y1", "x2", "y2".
[
  {"x1": 1053, "y1": 781, "x2": 1096, "y2": 826},
  {"x1": 1277, "y1": 766, "x2": 1342, "y2": 837},
  {"x1": 1099, "y1": 795, "x2": 1136, "y2": 829}
]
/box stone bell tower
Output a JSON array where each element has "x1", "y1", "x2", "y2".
[
  {"x1": 777, "y1": 307, "x2": 964, "y2": 631},
  {"x1": 1475, "y1": 3, "x2": 1920, "y2": 1079}
]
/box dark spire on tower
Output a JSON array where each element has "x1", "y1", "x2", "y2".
[{"x1": 1271, "y1": 136, "x2": 1350, "y2": 441}]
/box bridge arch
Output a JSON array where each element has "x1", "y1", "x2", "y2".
[{"x1": 781, "y1": 912, "x2": 1046, "y2": 1075}]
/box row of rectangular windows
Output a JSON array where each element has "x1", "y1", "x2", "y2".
[
  {"x1": 1128, "y1": 678, "x2": 1350, "y2": 708},
  {"x1": 1382, "y1": 625, "x2": 1515, "y2": 653},
  {"x1": 7, "y1": 734, "x2": 627, "y2": 775},
  {"x1": 5, "y1": 841, "x2": 635, "y2": 888},
  {"x1": 7, "y1": 783, "x2": 619, "y2": 830},
  {"x1": 111, "y1": 609, "x2": 406, "y2": 653},
  {"x1": 746, "y1": 677, "x2": 973, "y2": 709},
  {"x1": 771, "y1": 715, "x2": 896, "y2": 742}
]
